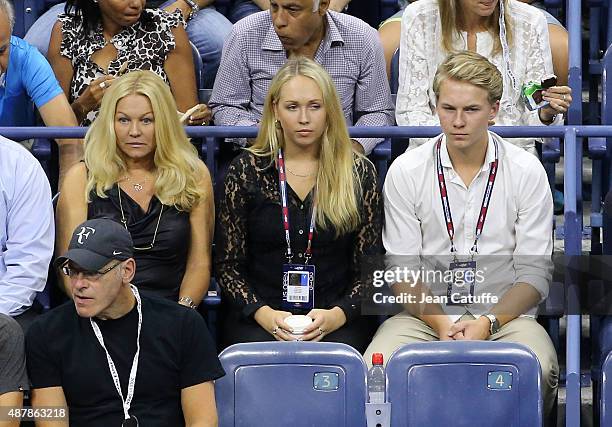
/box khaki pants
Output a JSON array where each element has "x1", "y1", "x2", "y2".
[{"x1": 364, "y1": 313, "x2": 558, "y2": 418}]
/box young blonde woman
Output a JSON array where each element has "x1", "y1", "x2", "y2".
[
  {"x1": 394, "y1": 0, "x2": 572, "y2": 153},
  {"x1": 56, "y1": 71, "x2": 214, "y2": 308},
  {"x1": 379, "y1": 0, "x2": 568, "y2": 85},
  {"x1": 215, "y1": 57, "x2": 381, "y2": 352}
]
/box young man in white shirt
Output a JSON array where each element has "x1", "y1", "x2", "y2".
[{"x1": 364, "y1": 51, "x2": 558, "y2": 417}]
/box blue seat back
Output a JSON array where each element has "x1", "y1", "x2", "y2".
[
  {"x1": 601, "y1": 45, "x2": 612, "y2": 253},
  {"x1": 214, "y1": 0, "x2": 232, "y2": 16},
  {"x1": 601, "y1": 347, "x2": 612, "y2": 424},
  {"x1": 216, "y1": 341, "x2": 367, "y2": 427},
  {"x1": 190, "y1": 41, "x2": 203, "y2": 90},
  {"x1": 386, "y1": 341, "x2": 542, "y2": 427},
  {"x1": 390, "y1": 48, "x2": 400, "y2": 95},
  {"x1": 380, "y1": 0, "x2": 400, "y2": 21},
  {"x1": 597, "y1": 316, "x2": 612, "y2": 377},
  {"x1": 13, "y1": 0, "x2": 63, "y2": 38}
]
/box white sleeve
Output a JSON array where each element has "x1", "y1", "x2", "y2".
[
  {"x1": 512, "y1": 156, "x2": 553, "y2": 300},
  {"x1": 395, "y1": 7, "x2": 440, "y2": 130},
  {"x1": 522, "y1": 11, "x2": 557, "y2": 127},
  {"x1": 0, "y1": 157, "x2": 54, "y2": 316}
]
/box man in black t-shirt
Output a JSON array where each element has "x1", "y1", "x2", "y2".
[{"x1": 25, "y1": 218, "x2": 224, "y2": 427}]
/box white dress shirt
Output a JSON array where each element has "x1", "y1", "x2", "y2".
[
  {"x1": 0, "y1": 136, "x2": 54, "y2": 316},
  {"x1": 383, "y1": 132, "x2": 553, "y2": 320},
  {"x1": 396, "y1": 0, "x2": 561, "y2": 150}
]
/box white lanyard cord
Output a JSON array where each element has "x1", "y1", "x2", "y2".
[{"x1": 90, "y1": 285, "x2": 142, "y2": 421}]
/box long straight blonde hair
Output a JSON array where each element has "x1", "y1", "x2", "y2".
[
  {"x1": 84, "y1": 71, "x2": 205, "y2": 211},
  {"x1": 439, "y1": 0, "x2": 513, "y2": 56},
  {"x1": 249, "y1": 57, "x2": 363, "y2": 236}
]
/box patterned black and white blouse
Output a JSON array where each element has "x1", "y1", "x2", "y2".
[{"x1": 58, "y1": 9, "x2": 184, "y2": 125}]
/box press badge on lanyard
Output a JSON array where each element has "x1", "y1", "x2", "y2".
[
  {"x1": 435, "y1": 137, "x2": 498, "y2": 306},
  {"x1": 277, "y1": 149, "x2": 316, "y2": 310}
]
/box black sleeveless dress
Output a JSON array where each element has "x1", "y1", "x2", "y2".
[{"x1": 88, "y1": 185, "x2": 190, "y2": 300}]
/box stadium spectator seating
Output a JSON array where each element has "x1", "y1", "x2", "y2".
[
  {"x1": 386, "y1": 341, "x2": 543, "y2": 427},
  {"x1": 216, "y1": 341, "x2": 368, "y2": 427}
]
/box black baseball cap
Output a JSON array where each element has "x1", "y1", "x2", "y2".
[{"x1": 54, "y1": 218, "x2": 134, "y2": 271}]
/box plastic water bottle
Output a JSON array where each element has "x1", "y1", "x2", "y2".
[{"x1": 367, "y1": 353, "x2": 386, "y2": 404}]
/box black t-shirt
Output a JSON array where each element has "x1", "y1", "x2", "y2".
[{"x1": 26, "y1": 295, "x2": 224, "y2": 427}]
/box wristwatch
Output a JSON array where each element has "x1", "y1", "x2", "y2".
[
  {"x1": 182, "y1": 0, "x2": 199, "y2": 21},
  {"x1": 483, "y1": 313, "x2": 500, "y2": 336},
  {"x1": 178, "y1": 296, "x2": 197, "y2": 309}
]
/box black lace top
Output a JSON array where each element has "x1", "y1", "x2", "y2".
[{"x1": 214, "y1": 151, "x2": 383, "y2": 322}]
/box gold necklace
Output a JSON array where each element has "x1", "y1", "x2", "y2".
[
  {"x1": 286, "y1": 166, "x2": 317, "y2": 178},
  {"x1": 117, "y1": 186, "x2": 163, "y2": 251}
]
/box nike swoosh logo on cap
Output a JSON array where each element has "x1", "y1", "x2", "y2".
[{"x1": 113, "y1": 250, "x2": 122, "y2": 255}]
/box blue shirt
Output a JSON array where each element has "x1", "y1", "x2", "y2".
[
  {"x1": 0, "y1": 136, "x2": 54, "y2": 316},
  {"x1": 0, "y1": 36, "x2": 63, "y2": 127}
]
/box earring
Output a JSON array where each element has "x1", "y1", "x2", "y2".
[{"x1": 275, "y1": 119, "x2": 281, "y2": 129}]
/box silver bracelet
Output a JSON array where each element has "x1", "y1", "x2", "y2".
[
  {"x1": 178, "y1": 296, "x2": 197, "y2": 309},
  {"x1": 182, "y1": 0, "x2": 199, "y2": 20}
]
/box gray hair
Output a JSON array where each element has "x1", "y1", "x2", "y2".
[
  {"x1": 312, "y1": 0, "x2": 320, "y2": 12},
  {"x1": 0, "y1": 0, "x2": 14, "y2": 33}
]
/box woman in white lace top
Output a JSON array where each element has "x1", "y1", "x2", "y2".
[{"x1": 395, "y1": 0, "x2": 572, "y2": 152}]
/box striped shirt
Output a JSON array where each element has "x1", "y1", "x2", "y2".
[{"x1": 209, "y1": 10, "x2": 395, "y2": 153}]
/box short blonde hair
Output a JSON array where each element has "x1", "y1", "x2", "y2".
[
  {"x1": 433, "y1": 51, "x2": 503, "y2": 105},
  {"x1": 84, "y1": 71, "x2": 205, "y2": 211},
  {"x1": 249, "y1": 57, "x2": 363, "y2": 236}
]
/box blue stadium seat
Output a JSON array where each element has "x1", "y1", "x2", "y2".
[
  {"x1": 599, "y1": 44, "x2": 612, "y2": 254},
  {"x1": 372, "y1": 139, "x2": 391, "y2": 188},
  {"x1": 588, "y1": 0, "x2": 611, "y2": 123},
  {"x1": 386, "y1": 341, "x2": 542, "y2": 427},
  {"x1": 199, "y1": 278, "x2": 221, "y2": 343},
  {"x1": 13, "y1": 0, "x2": 43, "y2": 38},
  {"x1": 190, "y1": 41, "x2": 203, "y2": 91},
  {"x1": 602, "y1": 351, "x2": 612, "y2": 425},
  {"x1": 214, "y1": 0, "x2": 232, "y2": 16},
  {"x1": 593, "y1": 316, "x2": 612, "y2": 426},
  {"x1": 588, "y1": 7, "x2": 612, "y2": 254},
  {"x1": 389, "y1": 48, "x2": 399, "y2": 95},
  {"x1": 13, "y1": 0, "x2": 63, "y2": 38},
  {"x1": 380, "y1": 0, "x2": 400, "y2": 22},
  {"x1": 216, "y1": 341, "x2": 368, "y2": 427},
  {"x1": 34, "y1": 280, "x2": 52, "y2": 312},
  {"x1": 543, "y1": 0, "x2": 563, "y2": 19}
]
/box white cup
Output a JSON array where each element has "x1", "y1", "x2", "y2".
[{"x1": 285, "y1": 315, "x2": 313, "y2": 339}]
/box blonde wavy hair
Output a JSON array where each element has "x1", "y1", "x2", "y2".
[
  {"x1": 249, "y1": 57, "x2": 363, "y2": 236},
  {"x1": 439, "y1": 0, "x2": 513, "y2": 56},
  {"x1": 433, "y1": 51, "x2": 504, "y2": 104},
  {"x1": 83, "y1": 71, "x2": 205, "y2": 211}
]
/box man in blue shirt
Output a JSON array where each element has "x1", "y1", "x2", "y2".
[{"x1": 0, "y1": 0, "x2": 80, "y2": 182}]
